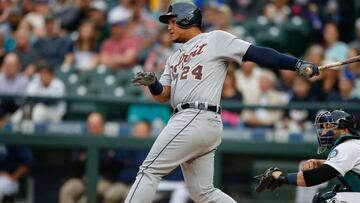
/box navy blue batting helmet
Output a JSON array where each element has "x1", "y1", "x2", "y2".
[{"x1": 159, "y1": 2, "x2": 202, "y2": 29}]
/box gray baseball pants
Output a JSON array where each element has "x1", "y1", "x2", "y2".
[{"x1": 124, "y1": 109, "x2": 237, "y2": 203}]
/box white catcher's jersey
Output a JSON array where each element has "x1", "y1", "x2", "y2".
[
  {"x1": 324, "y1": 139, "x2": 360, "y2": 176},
  {"x1": 159, "y1": 30, "x2": 251, "y2": 108}
]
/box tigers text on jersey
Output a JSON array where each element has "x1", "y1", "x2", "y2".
[{"x1": 159, "y1": 30, "x2": 251, "y2": 108}]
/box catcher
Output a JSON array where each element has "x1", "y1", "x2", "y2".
[{"x1": 255, "y1": 110, "x2": 360, "y2": 202}]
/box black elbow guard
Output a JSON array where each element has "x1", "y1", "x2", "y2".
[{"x1": 303, "y1": 164, "x2": 340, "y2": 187}]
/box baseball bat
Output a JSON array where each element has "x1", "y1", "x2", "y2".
[{"x1": 305, "y1": 55, "x2": 360, "y2": 75}]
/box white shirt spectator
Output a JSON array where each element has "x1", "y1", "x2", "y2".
[{"x1": 26, "y1": 76, "x2": 66, "y2": 123}]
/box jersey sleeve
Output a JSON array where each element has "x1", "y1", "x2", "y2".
[
  {"x1": 324, "y1": 141, "x2": 360, "y2": 176},
  {"x1": 159, "y1": 58, "x2": 172, "y2": 86},
  {"x1": 213, "y1": 30, "x2": 251, "y2": 64}
]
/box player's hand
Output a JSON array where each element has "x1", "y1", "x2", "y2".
[
  {"x1": 295, "y1": 60, "x2": 319, "y2": 78},
  {"x1": 254, "y1": 167, "x2": 288, "y2": 193},
  {"x1": 131, "y1": 72, "x2": 157, "y2": 86},
  {"x1": 300, "y1": 159, "x2": 321, "y2": 171}
]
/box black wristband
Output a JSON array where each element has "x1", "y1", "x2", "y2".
[{"x1": 148, "y1": 80, "x2": 163, "y2": 96}]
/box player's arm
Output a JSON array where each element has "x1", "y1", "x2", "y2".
[
  {"x1": 301, "y1": 159, "x2": 326, "y2": 171},
  {"x1": 153, "y1": 85, "x2": 171, "y2": 103},
  {"x1": 243, "y1": 45, "x2": 319, "y2": 78},
  {"x1": 131, "y1": 72, "x2": 171, "y2": 103},
  {"x1": 274, "y1": 164, "x2": 340, "y2": 187}
]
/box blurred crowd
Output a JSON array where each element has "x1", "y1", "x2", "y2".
[
  {"x1": 0, "y1": 0, "x2": 359, "y2": 129},
  {"x1": 1, "y1": 0, "x2": 360, "y2": 201}
]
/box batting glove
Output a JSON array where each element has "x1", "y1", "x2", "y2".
[
  {"x1": 131, "y1": 72, "x2": 157, "y2": 86},
  {"x1": 295, "y1": 60, "x2": 319, "y2": 78}
]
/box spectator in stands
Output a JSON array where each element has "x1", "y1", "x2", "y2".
[
  {"x1": 6, "y1": 7, "x2": 22, "y2": 38},
  {"x1": 144, "y1": 28, "x2": 175, "y2": 77},
  {"x1": 346, "y1": 48, "x2": 360, "y2": 99},
  {"x1": 221, "y1": 66, "x2": 243, "y2": 127},
  {"x1": 323, "y1": 22, "x2": 348, "y2": 61},
  {"x1": 326, "y1": 70, "x2": 359, "y2": 102},
  {"x1": 70, "y1": 20, "x2": 99, "y2": 71},
  {"x1": 33, "y1": 15, "x2": 73, "y2": 68},
  {"x1": 208, "y1": 4, "x2": 244, "y2": 38},
  {"x1": 87, "y1": 112, "x2": 104, "y2": 135},
  {"x1": 201, "y1": 2, "x2": 218, "y2": 31},
  {"x1": 26, "y1": 60, "x2": 66, "y2": 123},
  {"x1": 304, "y1": 44, "x2": 325, "y2": 66},
  {"x1": 242, "y1": 70, "x2": 286, "y2": 127},
  {"x1": 280, "y1": 76, "x2": 316, "y2": 133},
  {"x1": 224, "y1": 0, "x2": 265, "y2": 23},
  {"x1": 311, "y1": 65, "x2": 339, "y2": 101},
  {"x1": 0, "y1": 33, "x2": 6, "y2": 64},
  {"x1": 88, "y1": 0, "x2": 109, "y2": 44},
  {"x1": 23, "y1": 0, "x2": 50, "y2": 37},
  {"x1": 349, "y1": 18, "x2": 360, "y2": 53},
  {"x1": 107, "y1": 0, "x2": 132, "y2": 27},
  {"x1": 0, "y1": 53, "x2": 29, "y2": 116},
  {"x1": 347, "y1": 48, "x2": 360, "y2": 76},
  {"x1": 128, "y1": 0, "x2": 159, "y2": 62},
  {"x1": 263, "y1": 0, "x2": 291, "y2": 25},
  {"x1": 13, "y1": 29, "x2": 38, "y2": 77},
  {"x1": 276, "y1": 69, "x2": 296, "y2": 97},
  {"x1": 0, "y1": 0, "x2": 14, "y2": 40},
  {"x1": 0, "y1": 109, "x2": 4, "y2": 129},
  {"x1": 0, "y1": 144, "x2": 34, "y2": 202},
  {"x1": 234, "y1": 61, "x2": 262, "y2": 105},
  {"x1": 100, "y1": 11, "x2": 141, "y2": 70},
  {"x1": 60, "y1": 112, "x2": 130, "y2": 203},
  {"x1": 52, "y1": 0, "x2": 82, "y2": 33}
]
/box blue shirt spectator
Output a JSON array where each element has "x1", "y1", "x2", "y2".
[
  {"x1": 0, "y1": 145, "x2": 34, "y2": 201},
  {"x1": 33, "y1": 16, "x2": 73, "y2": 68}
]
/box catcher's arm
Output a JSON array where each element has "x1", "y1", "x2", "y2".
[
  {"x1": 255, "y1": 164, "x2": 340, "y2": 193},
  {"x1": 300, "y1": 159, "x2": 325, "y2": 171}
]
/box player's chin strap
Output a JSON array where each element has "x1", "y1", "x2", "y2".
[{"x1": 330, "y1": 132, "x2": 360, "y2": 192}]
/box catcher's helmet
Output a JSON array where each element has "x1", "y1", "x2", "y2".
[
  {"x1": 315, "y1": 110, "x2": 356, "y2": 154},
  {"x1": 159, "y1": 2, "x2": 202, "y2": 29}
]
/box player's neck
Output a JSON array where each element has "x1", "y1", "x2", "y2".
[{"x1": 183, "y1": 28, "x2": 202, "y2": 42}]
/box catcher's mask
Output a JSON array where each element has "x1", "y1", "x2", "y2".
[{"x1": 315, "y1": 110, "x2": 356, "y2": 154}]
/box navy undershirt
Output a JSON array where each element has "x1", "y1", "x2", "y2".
[{"x1": 243, "y1": 44, "x2": 298, "y2": 71}]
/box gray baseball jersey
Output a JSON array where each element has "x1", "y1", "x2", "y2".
[
  {"x1": 125, "y1": 31, "x2": 250, "y2": 203},
  {"x1": 160, "y1": 30, "x2": 251, "y2": 108}
]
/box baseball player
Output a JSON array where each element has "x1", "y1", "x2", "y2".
[
  {"x1": 126, "y1": 2, "x2": 319, "y2": 203},
  {"x1": 255, "y1": 110, "x2": 360, "y2": 203}
]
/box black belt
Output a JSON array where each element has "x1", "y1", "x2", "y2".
[{"x1": 174, "y1": 102, "x2": 222, "y2": 114}]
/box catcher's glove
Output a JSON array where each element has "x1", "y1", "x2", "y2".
[
  {"x1": 131, "y1": 72, "x2": 156, "y2": 86},
  {"x1": 254, "y1": 167, "x2": 288, "y2": 193}
]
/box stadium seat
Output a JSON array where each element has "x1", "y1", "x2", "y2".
[
  {"x1": 282, "y1": 17, "x2": 311, "y2": 56},
  {"x1": 116, "y1": 69, "x2": 138, "y2": 86}
]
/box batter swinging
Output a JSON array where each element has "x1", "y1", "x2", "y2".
[{"x1": 127, "y1": 2, "x2": 319, "y2": 203}]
